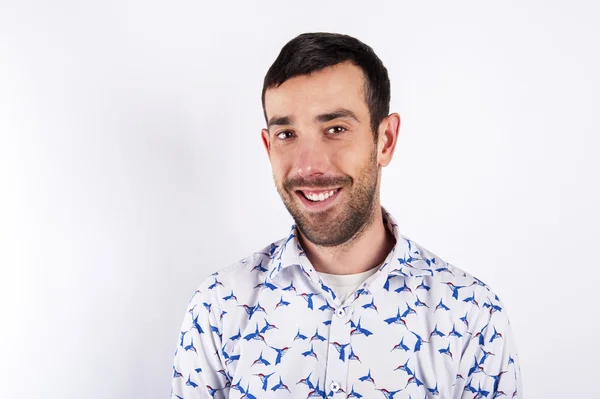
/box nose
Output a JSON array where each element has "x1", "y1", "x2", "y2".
[{"x1": 296, "y1": 137, "x2": 331, "y2": 179}]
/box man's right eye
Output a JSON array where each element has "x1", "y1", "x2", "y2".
[{"x1": 275, "y1": 131, "x2": 294, "y2": 140}]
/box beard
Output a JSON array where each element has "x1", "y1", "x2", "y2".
[{"x1": 275, "y1": 147, "x2": 379, "y2": 247}]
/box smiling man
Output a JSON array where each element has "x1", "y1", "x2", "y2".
[{"x1": 171, "y1": 32, "x2": 522, "y2": 399}]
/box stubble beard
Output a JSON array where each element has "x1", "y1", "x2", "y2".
[{"x1": 276, "y1": 149, "x2": 379, "y2": 247}]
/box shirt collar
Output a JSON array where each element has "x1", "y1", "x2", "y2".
[{"x1": 267, "y1": 206, "x2": 436, "y2": 283}]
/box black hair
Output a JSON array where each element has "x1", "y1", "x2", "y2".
[{"x1": 261, "y1": 32, "x2": 391, "y2": 139}]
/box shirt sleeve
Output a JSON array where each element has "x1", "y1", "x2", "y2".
[
  {"x1": 170, "y1": 275, "x2": 230, "y2": 399},
  {"x1": 454, "y1": 289, "x2": 523, "y2": 399}
]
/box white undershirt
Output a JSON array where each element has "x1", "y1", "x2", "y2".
[{"x1": 316, "y1": 263, "x2": 382, "y2": 303}]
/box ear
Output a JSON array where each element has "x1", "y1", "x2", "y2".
[
  {"x1": 377, "y1": 113, "x2": 400, "y2": 167},
  {"x1": 261, "y1": 128, "x2": 271, "y2": 160}
]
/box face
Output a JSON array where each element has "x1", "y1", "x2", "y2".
[{"x1": 262, "y1": 62, "x2": 393, "y2": 247}]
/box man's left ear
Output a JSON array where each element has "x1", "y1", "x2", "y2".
[{"x1": 377, "y1": 113, "x2": 400, "y2": 167}]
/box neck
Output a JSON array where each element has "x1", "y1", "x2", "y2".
[{"x1": 298, "y1": 205, "x2": 396, "y2": 275}]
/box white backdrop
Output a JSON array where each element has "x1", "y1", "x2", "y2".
[{"x1": 1, "y1": 1, "x2": 598, "y2": 398}]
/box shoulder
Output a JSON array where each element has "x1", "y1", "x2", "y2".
[
  {"x1": 188, "y1": 237, "x2": 286, "y2": 302},
  {"x1": 407, "y1": 236, "x2": 508, "y2": 307}
]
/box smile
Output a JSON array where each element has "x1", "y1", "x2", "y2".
[
  {"x1": 295, "y1": 187, "x2": 343, "y2": 210},
  {"x1": 299, "y1": 188, "x2": 340, "y2": 202}
]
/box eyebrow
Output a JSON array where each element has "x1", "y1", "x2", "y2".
[
  {"x1": 267, "y1": 108, "x2": 360, "y2": 129},
  {"x1": 315, "y1": 109, "x2": 360, "y2": 124}
]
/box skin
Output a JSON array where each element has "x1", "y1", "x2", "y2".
[{"x1": 262, "y1": 61, "x2": 401, "y2": 275}]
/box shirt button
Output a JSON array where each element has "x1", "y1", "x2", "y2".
[
  {"x1": 335, "y1": 308, "x2": 345, "y2": 318},
  {"x1": 330, "y1": 382, "x2": 340, "y2": 392}
]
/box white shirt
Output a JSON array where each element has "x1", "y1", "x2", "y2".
[
  {"x1": 317, "y1": 265, "x2": 381, "y2": 304},
  {"x1": 171, "y1": 208, "x2": 523, "y2": 398}
]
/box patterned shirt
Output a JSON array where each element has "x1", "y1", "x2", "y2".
[{"x1": 171, "y1": 208, "x2": 522, "y2": 398}]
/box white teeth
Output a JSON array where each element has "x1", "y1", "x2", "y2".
[{"x1": 305, "y1": 189, "x2": 337, "y2": 202}]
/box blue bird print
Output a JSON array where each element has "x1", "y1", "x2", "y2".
[
  {"x1": 383, "y1": 274, "x2": 399, "y2": 291},
  {"x1": 375, "y1": 387, "x2": 403, "y2": 398},
  {"x1": 460, "y1": 311, "x2": 470, "y2": 328},
  {"x1": 463, "y1": 292, "x2": 480, "y2": 307},
  {"x1": 310, "y1": 328, "x2": 327, "y2": 342},
  {"x1": 472, "y1": 323, "x2": 489, "y2": 346},
  {"x1": 350, "y1": 317, "x2": 373, "y2": 336},
  {"x1": 435, "y1": 298, "x2": 450, "y2": 312},
  {"x1": 302, "y1": 344, "x2": 318, "y2": 360},
  {"x1": 394, "y1": 280, "x2": 413, "y2": 294},
  {"x1": 474, "y1": 382, "x2": 490, "y2": 399},
  {"x1": 384, "y1": 307, "x2": 407, "y2": 328},
  {"x1": 296, "y1": 372, "x2": 314, "y2": 389},
  {"x1": 359, "y1": 368, "x2": 375, "y2": 384},
  {"x1": 202, "y1": 302, "x2": 212, "y2": 312},
  {"x1": 294, "y1": 328, "x2": 308, "y2": 341},
  {"x1": 438, "y1": 344, "x2": 453, "y2": 359},
  {"x1": 271, "y1": 376, "x2": 291, "y2": 392},
  {"x1": 484, "y1": 370, "x2": 508, "y2": 393},
  {"x1": 405, "y1": 373, "x2": 424, "y2": 388},
  {"x1": 206, "y1": 385, "x2": 222, "y2": 398},
  {"x1": 348, "y1": 346, "x2": 362, "y2": 362},
  {"x1": 269, "y1": 345, "x2": 291, "y2": 365},
  {"x1": 306, "y1": 379, "x2": 326, "y2": 398},
  {"x1": 179, "y1": 330, "x2": 188, "y2": 347},
  {"x1": 391, "y1": 337, "x2": 410, "y2": 352},
  {"x1": 319, "y1": 301, "x2": 336, "y2": 312},
  {"x1": 186, "y1": 375, "x2": 198, "y2": 388},
  {"x1": 251, "y1": 260, "x2": 268, "y2": 273},
  {"x1": 483, "y1": 298, "x2": 503, "y2": 315},
  {"x1": 184, "y1": 337, "x2": 197, "y2": 353},
  {"x1": 464, "y1": 378, "x2": 477, "y2": 394},
  {"x1": 347, "y1": 385, "x2": 363, "y2": 398},
  {"x1": 490, "y1": 326, "x2": 504, "y2": 343},
  {"x1": 362, "y1": 298, "x2": 378, "y2": 312},
  {"x1": 223, "y1": 290, "x2": 238, "y2": 302},
  {"x1": 428, "y1": 383, "x2": 440, "y2": 395},
  {"x1": 414, "y1": 295, "x2": 429, "y2": 308},
  {"x1": 221, "y1": 345, "x2": 240, "y2": 366},
  {"x1": 229, "y1": 329, "x2": 242, "y2": 341},
  {"x1": 173, "y1": 366, "x2": 183, "y2": 378},
  {"x1": 274, "y1": 295, "x2": 291, "y2": 310},
  {"x1": 254, "y1": 372, "x2": 275, "y2": 391},
  {"x1": 252, "y1": 302, "x2": 267, "y2": 318},
  {"x1": 251, "y1": 350, "x2": 271, "y2": 366},
  {"x1": 435, "y1": 266, "x2": 454, "y2": 275},
  {"x1": 393, "y1": 358, "x2": 413, "y2": 375},
  {"x1": 331, "y1": 341, "x2": 349, "y2": 361},
  {"x1": 411, "y1": 331, "x2": 429, "y2": 352},
  {"x1": 429, "y1": 324, "x2": 446, "y2": 338},
  {"x1": 479, "y1": 349, "x2": 495, "y2": 366},
  {"x1": 243, "y1": 324, "x2": 266, "y2": 343},
  {"x1": 402, "y1": 302, "x2": 417, "y2": 317},
  {"x1": 449, "y1": 324, "x2": 463, "y2": 338},
  {"x1": 298, "y1": 292, "x2": 318, "y2": 309},
  {"x1": 468, "y1": 355, "x2": 485, "y2": 377},
  {"x1": 442, "y1": 281, "x2": 467, "y2": 299},
  {"x1": 260, "y1": 319, "x2": 279, "y2": 334},
  {"x1": 276, "y1": 233, "x2": 295, "y2": 260},
  {"x1": 416, "y1": 280, "x2": 431, "y2": 291},
  {"x1": 282, "y1": 281, "x2": 297, "y2": 292},
  {"x1": 208, "y1": 278, "x2": 224, "y2": 290},
  {"x1": 240, "y1": 384, "x2": 257, "y2": 399}
]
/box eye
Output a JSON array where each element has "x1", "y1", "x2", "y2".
[
  {"x1": 327, "y1": 126, "x2": 347, "y2": 135},
  {"x1": 275, "y1": 131, "x2": 294, "y2": 140}
]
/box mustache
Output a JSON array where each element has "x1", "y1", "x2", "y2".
[{"x1": 283, "y1": 175, "x2": 352, "y2": 191}]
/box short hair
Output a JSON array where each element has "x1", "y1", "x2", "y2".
[{"x1": 261, "y1": 32, "x2": 391, "y2": 139}]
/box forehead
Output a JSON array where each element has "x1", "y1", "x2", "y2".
[{"x1": 264, "y1": 62, "x2": 368, "y2": 123}]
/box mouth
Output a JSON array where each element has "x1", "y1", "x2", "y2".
[{"x1": 294, "y1": 187, "x2": 342, "y2": 210}]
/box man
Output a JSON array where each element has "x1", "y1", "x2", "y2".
[{"x1": 171, "y1": 32, "x2": 522, "y2": 398}]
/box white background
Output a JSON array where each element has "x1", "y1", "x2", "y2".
[{"x1": 1, "y1": 1, "x2": 598, "y2": 398}]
